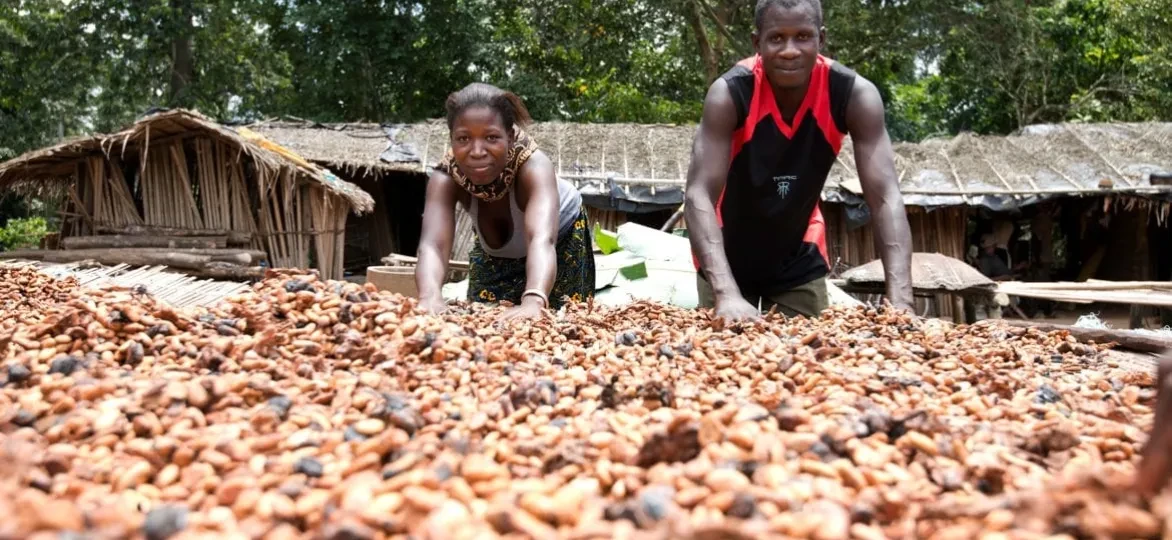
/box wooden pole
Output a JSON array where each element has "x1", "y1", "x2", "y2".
[
  {"x1": 95, "y1": 224, "x2": 251, "y2": 245},
  {"x1": 0, "y1": 249, "x2": 264, "y2": 278},
  {"x1": 985, "y1": 319, "x2": 1172, "y2": 355},
  {"x1": 62, "y1": 235, "x2": 228, "y2": 250},
  {"x1": 952, "y1": 294, "x2": 965, "y2": 325},
  {"x1": 660, "y1": 203, "x2": 686, "y2": 232}
]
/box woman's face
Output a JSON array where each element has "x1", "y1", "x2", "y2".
[{"x1": 450, "y1": 106, "x2": 510, "y2": 185}]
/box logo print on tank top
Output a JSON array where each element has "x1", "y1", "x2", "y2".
[{"x1": 773, "y1": 175, "x2": 796, "y2": 198}]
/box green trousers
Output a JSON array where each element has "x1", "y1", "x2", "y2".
[{"x1": 696, "y1": 275, "x2": 829, "y2": 318}]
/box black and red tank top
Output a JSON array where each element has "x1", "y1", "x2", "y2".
[{"x1": 698, "y1": 54, "x2": 857, "y2": 297}]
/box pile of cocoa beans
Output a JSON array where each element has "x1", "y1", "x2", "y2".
[{"x1": 0, "y1": 266, "x2": 1167, "y2": 540}]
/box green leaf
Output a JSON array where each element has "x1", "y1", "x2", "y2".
[
  {"x1": 618, "y1": 260, "x2": 647, "y2": 280},
  {"x1": 593, "y1": 223, "x2": 620, "y2": 255}
]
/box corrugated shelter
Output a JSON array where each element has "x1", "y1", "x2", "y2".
[{"x1": 0, "y1": 110, "x2": 374, "y2": 280}]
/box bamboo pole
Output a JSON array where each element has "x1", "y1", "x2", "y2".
[
  {"x1": 334, "y1": 200, "x2": 347, "y2": 280},
  {"x1": 106, "y1": 158, "x2": 142, "y2": 226},
  {"x1": 90, "y1": 157, "x2": 106, "y2": 226},
  {"x1": 310, "y1": 189, "x2": 328, "y2": 279},
  {"x1": 258, "y1": 168, "x2": 281, "y2": 268},
  {"x1": 170, "y1": 143, "x2": 203, "y2": 229}
]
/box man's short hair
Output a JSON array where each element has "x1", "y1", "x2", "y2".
[{"x1": 754, "y1": 0, "x2": 824, "y2": 30}]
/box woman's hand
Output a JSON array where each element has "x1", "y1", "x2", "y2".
[
  {"x1": 496, "y1": 296, "x2": 548, "y2": 324},
  {"x1": 418, "y1": 296, "x2": 449, "y2": 315}
]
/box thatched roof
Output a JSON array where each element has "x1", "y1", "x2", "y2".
[
  {"x1": 0, "y1": 110, "x2": 375, "y2": 213},
  {"x1": 244, "y1": 119, "x2": 1172, "y2": 209},
  {"x1": 247, "y1": 119, "x2": 698, "y2": 186},
  {"x1": 828, "y1": 122, "x2": 1172, "y2": 206},
  {"x1": 246, "y1": 121, "x2": 395, "y2": 176}
]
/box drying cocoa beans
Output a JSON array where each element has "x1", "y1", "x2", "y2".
[{"x1": 0, "y1": 266, "x2": 1166, "y2": 540}]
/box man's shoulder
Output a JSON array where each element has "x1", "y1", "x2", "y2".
[
  {"x1": 822, "y1": 56, "x2": 860, "y2": 80},
  {"x1": 719, "y1": 58, "x2": 755, "y2": 85}
]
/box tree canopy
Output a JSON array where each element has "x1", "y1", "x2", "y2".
[{"x1": 1, "y1": 0, "x2": 1169, "y2": 161}]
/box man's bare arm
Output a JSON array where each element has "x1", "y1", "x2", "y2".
[
  {"x1": 685, "y1": 79, "x2": 741, "y2": 299},
  {"x1": 846, "y1": 77, "x2": 914, "y2": 310}
]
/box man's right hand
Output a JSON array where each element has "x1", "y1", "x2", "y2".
[
  {"x1": 713, "y1": 294, "x2": 760, "y2": 323},
  {"x1": 418, "y1": 296, "x2": 448, "y2": 315},
  {"x1": 1136, "y1": 352, "x2": 1172, "y2": 495}
]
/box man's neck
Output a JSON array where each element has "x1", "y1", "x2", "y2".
[{"x1": 772, "y1": 84, "x2": 809, "y2": 124}]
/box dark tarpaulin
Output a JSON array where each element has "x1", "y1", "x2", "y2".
[
  {"x1": 578, "y1": 177, "x2": 683, "y2": 213},
  {"x1": 823, "y1": 188, "x2": 1057, "y2": 213}
]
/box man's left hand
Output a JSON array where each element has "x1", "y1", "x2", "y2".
[{"x1": 496, "y1": 296, "x2": 549, "y2": 324}]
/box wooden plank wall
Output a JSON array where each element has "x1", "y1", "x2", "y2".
[{"x1": 587, "y1": 207, "x2": 628, "y2": 232}]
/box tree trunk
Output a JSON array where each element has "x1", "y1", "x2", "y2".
[
  {"x1": 684, "y1": 1, "x2": 718, "y2": 82},
  {"x1": 169, "y1": 0, "x2": 195, "y2": 107}
]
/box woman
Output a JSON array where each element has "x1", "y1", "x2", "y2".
[{"x1": 415, "y1": 83, "x2": 595, "y2": 322}]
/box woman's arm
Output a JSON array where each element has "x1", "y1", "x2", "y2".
[
  {"x1": 502, "y1": 151, "x2": 558, "y2": 319},
  {"x1": 415, "y1": 170, "x2": 459, "y2": 312}
]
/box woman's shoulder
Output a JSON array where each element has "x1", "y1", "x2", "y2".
[{"x1": 519, "y1": 148, "x2": 554, "y2": 176}]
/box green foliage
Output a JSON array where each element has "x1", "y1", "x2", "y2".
[
  {"x1": 593, "y1": 224, "x2": 620, "y2": 255},
  {"x1": 0, "y1": 0, "x2": 1169, "y2": 163},
  {"x1": 0, "y1": 216, "x2": 48, "y2": 251}
]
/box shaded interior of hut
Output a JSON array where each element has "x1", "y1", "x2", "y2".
[{"x1": 963, "y1": 197, "x2": 1172, "y2": 329}]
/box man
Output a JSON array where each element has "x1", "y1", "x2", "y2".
[
  {"x1": 976, "y1": 235, "x2": 1013, "y2": 282},
  {"x1": 685, "y1": 0, "x2": 913, "y2": 322},
  {"x1": 1137, "y1": 352, "x2": 1172, "y2": 495}
]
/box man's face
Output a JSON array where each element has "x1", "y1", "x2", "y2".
[{"x1": 752, "y1": 3, "x2": 824, "y2": 91}]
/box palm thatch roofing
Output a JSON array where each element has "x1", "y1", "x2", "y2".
[
  {"x1": 248, "y1": 119, "x2": 697, "y2": 186},
  {"x1": 245, "y1": 119, "x2": 1172, "y2": 210},
  {"x1": 828, "y1": 121, "x2": 1172, "y2": 209},
  {"x1": 246, "y1": 121, "x2": 396, "y2": 177},
  {"x1": 0, "y1": 109, "x2": 375, "y2": 213}
]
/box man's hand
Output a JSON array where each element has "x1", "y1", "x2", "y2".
[
  {"x1": 496, "y1": 296, "x2": 548, "y2": 324},
  {"x1": 418, "y1": 296, "x2": 448, "y2": 315},
  {"x1": 1136, "y1": 352, "x2": 1172, "y2": 495},
  {"x1": 714, "y1": 294, "x2": 760, "y2": 323}
]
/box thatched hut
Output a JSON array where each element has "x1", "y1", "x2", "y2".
[
  {"x1": 245, "y1": 121, "x2": 422, "y2": 271},
  {"x1": 0, "y1": 110, "x2": 374, "y2": 280},
  {"x1": 822, "y1": 122, "x2": 1172, "y2": 271}
]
